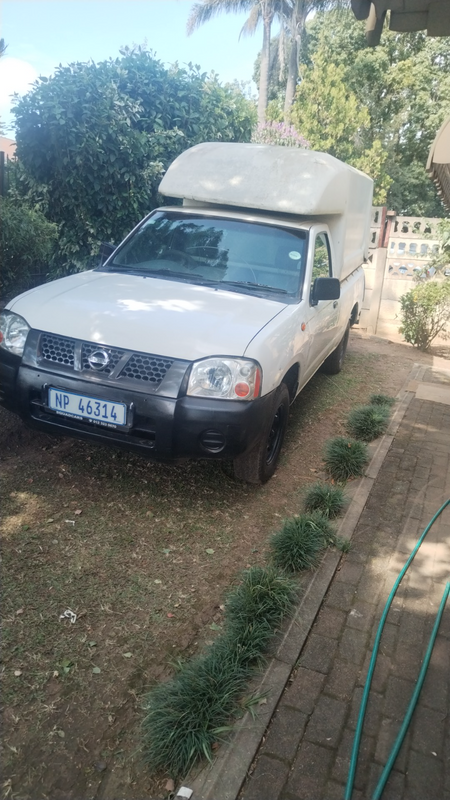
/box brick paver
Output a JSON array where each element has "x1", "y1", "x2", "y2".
[{"x1": 240, "y1": 376, "x2": 450, "y2": 800}]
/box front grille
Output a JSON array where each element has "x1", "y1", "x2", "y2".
[
  {"x1": 39, "y1": 333, "x2": 174, "y2": 390},
  {"x1": 81, "y1": 343, "x2": 124, "y2": 375},
  {"x1": 119, "y1": 354, "x2": 173, "y2": 384},
  {"x1": 41, "y1": 334, "x2": 75, "y2": 367}
]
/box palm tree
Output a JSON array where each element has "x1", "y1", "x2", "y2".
[
  {"x1": 281, "y1": 1, "x2": 345, "y2": 117},
  {"x1": 187, "y1": 0, "x2": 284, "y2": 125}
]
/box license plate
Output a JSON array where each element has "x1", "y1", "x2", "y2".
[{"x1": 48, "y1": 388, "x2": 127, "y2": 426}]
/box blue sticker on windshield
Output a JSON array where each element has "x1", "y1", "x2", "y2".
[{"x1": 289, "y1": 251, "x2": 301, "y2": 260}]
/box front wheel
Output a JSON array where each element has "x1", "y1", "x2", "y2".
[
  {"x1": 233, "y1": 383, "x2": 290, "y2": 484},
  {"x1": 320, "y1": 322, "x2": 350, "y2": 375}
]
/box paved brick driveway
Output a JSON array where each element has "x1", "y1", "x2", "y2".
[{"x1": 240, "y1": 366, "x2": 450, "y2": 800}]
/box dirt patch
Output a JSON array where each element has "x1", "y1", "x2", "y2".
[{"x1": 1, "y1": 331, "x2": 448, "y2": 800}]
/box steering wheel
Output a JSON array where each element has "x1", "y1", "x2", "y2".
[{"x1": 158, "y1": 249, "x2": 196, "y2": 268}]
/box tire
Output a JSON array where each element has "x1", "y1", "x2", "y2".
[
  {"x1": 320, "y1": 322, "x2": 350, "y2": 375},
  {"x1": 233, "y1": 383, "x2": 290, "y2": 484}
]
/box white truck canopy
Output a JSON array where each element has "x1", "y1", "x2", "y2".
[{"x1": 159, "y1": 143, "x2": 374, "y2": 281}]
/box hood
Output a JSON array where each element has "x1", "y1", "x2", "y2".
[{"x1": 8, "y1": 271, "x2": 287, "y2": 360}]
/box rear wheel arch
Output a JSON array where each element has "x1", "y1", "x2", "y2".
[
  {"x1": 350, "y1": 303, "x2": 359, "y2": 326},
  {"x1": 320, "y1": 321, "x2": 350, "y2": 375}
]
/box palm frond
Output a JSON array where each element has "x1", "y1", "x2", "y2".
[
  {"x1": 240, "y1": 5, "x2": 261, "y2": 38},
  {"x1": 187, "y1": 0, "x2": 254, "y2": 35}
]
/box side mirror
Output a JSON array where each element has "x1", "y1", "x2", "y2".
[
  {"x1": 98, "y1": 242, "x2": 116, "y2": 266},
  {"x1": 311, "y1": 277, "x2": 340, "y2": 305}
]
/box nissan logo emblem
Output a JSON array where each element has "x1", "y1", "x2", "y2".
[{"x1": 88, "y1": 349, "x2": 110, "y2": 370}]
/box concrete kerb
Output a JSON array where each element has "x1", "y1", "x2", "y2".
[{"x1": 183, "y1": 365, "x2": 425, "y2": 800}]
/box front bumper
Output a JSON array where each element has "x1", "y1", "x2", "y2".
[{"x1": 0, "y1": 337, "x2": 272, "y2": 462}]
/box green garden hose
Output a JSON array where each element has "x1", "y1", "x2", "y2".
[
  {"x1": 344, "y1": 499, "x2": 450, "y2": 800},
  {"x1": 372, "y1": 580, "x2": 449, "y2": 800}
]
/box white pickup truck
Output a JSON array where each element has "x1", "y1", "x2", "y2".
[{"x1": 0, "y1": 144, "x2": 372, "y2": 483}]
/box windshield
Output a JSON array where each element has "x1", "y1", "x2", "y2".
[{"x1": 103, "y1": 211, "x2": 307, "y2": 299}]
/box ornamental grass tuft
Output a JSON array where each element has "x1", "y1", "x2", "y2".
[
  {"x1": 346, "y1": 404, "x2": 390, "y2": 442},
  {"x1": 224, "y1": 565, "x2": 297, "y2": 632},
  {"x1": 369, "y1": 393, "x2": 395, "y2": 407},
  {"x1": 269, "y1": 512, "x2": 334, "y2": 572},
  {"x1": 324, "y1": 436, "x2": 369, "y2": 482},
  {"x1": 142, "y1": 645, "x2": 250, "y2": 777},
  {"x1": 303, "y1": 482, "x2": 346, "y2": 519},
  {"x1": 142, "y1": 566, "x2": 296, "y2": 778}
]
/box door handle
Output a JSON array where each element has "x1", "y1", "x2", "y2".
[{"x1": 333, "y1": 300, "x2": 338, "y2": 309}]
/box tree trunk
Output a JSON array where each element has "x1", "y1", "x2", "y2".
[
  {"x1": 284, "y1": 37, "x2": 298, "y2": 118},
  {"x1": 257, "y1": 7, "x2": 272, "y2": 125},
  {"x1": 284, "y1": 1, "x2": 306, "y2": 120}
]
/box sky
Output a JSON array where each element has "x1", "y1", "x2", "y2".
[{"x1": 1, "y1": 0, "x2": 272, "y2": 133}]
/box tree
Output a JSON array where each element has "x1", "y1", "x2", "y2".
[
  {"x1": 12, "y1": 48, "x2": 256, "y2": 272},
  {"x1": 0, "y1": 38, "x2": 8, "y2": 134},
  {"x1": 299, "y1": 9, "x2": 450, "y2": 215},
  {"x1": 281, "y1": 1, "x2": 343, "y2": 117},
  {"x1": 187, "y1": 0, "x2": 285, "y2": 124},
  {"x1": 0, "y1": 198, "x2": 57, "y2": 299},
  {"x1": 251, "y1": 2, "x2": 346, "y2": 117},
  {"x1": 291, "y1": 55, "x2": 391, "y2": 203}
]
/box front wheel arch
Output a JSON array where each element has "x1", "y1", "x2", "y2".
[{"x1": 233, "y1": 383, "x2": 290, "y2": 484}]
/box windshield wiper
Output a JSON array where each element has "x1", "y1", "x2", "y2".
[
  {"x1": 102, "y1": 266, "x2": 205, "y2": 280},
  {"x1": 146, "y1": 269, "x2": 206, "y2": 280},
  {"x1": 220, "y1": 281, "x2": 288, "y2": 294}
]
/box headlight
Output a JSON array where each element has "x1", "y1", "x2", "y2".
[
  {"x1": 187, "y1": 358, "x2": 262, "y2": 400},
  {"x1": 0, "y1": 311, "x2": 30, "y2": 357}
]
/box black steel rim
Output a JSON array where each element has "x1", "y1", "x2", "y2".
[{"x1": 266, "y1": 404, "x2": 284, "y2": 465}]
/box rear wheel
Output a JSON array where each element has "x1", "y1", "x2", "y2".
[
  {"x1": 233, "y1": 383, "x2": 290, "y2": 484},
  {"x1": 320, "y1": 322, "x2": 350, "y2": 375}
]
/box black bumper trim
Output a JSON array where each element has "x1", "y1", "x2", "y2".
[{"x1": 3, "y1": 363, "x2": 274, "y2": 462}]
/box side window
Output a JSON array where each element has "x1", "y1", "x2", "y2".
[{"x1": 311, "y1": 233, "x2": 331, "y2": 290}]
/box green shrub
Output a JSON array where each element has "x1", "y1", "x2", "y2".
[
  {"x1": 399, "y1": 280, "x2": 450, "y2": 351},
  {"x1": 304, "y1": 483, "x2": 346, "y2": 518},
  {"x1": 13, "y1": 49, "x2": 256, "y2": 270},
  {"x1": 142, "y1": 566, "x2": 295, "y2": 777},
  {"x1": 369, "y1": 394, "x2": 395, "y2": 407},
  {"x1": 346, "y1": 404, "x2": 390, "y2": 442},
  {"x1": 270, "y1": 513, "x2": 333, "y2": 572},
  {"x1": 324, "y1": 437, "x2": 369, "y2": 482},
  {"x1": 0, "y1": 199, "x2": 57, "y2": 299}
]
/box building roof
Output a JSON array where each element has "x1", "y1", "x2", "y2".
[
  {"x1": 0, "y1": 136, "x2": 16, "y2": 160},
  {"x1": 351, "y1": 0, "x2": 450, "y2": 45}
]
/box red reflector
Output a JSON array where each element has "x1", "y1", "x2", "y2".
[
  {"x1": 235, "y1": 382, "x2": 250, "y2": 397},
  {"x1": 0, "y1": 332, "x2": 3, "y2": 344}
]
